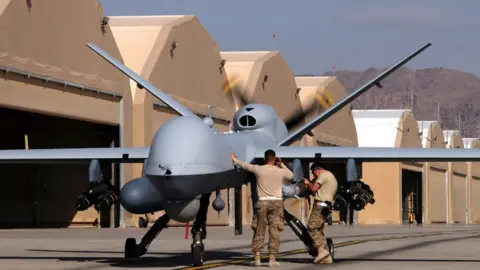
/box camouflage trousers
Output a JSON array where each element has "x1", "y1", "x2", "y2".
[
  {"x1": 307, "y1": 204, "x2": 328, "y2": 249},
  {"x1": 251, "y1": 200, "x2": 285, "y2": 255}
]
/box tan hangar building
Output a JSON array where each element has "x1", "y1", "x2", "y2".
[
  {"x1": 443, "y1": 130, "x2": 468, "y2": 224},
  {"x1": 0, "y1": 0, "x2": 135, "y2": 228},
  {"x1": 417, "y1": 121, "x2": 448, "y2": 224},
  {"x1": 463, "y1": 138, "x2": 480, "y2": 223},
  {"x1": 352, "y1": 109, "x2": 424, "y2": 224}
]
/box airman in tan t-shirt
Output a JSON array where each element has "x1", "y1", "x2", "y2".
[
  {"x1": 230, "y1": 150, "x2": 293, "y2": 267},
  {"x1": 304, "y1": 163, "x2": 338, "y2": 264}
]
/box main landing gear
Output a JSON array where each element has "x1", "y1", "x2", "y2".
[
  {"x1": 124, "y1": 213, "x2": 171, "y2": 259},
  {"x1": 283, "y1": 209, "x2": 335, "y2": 260}
]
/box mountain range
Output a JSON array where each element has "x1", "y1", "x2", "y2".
[{"x1": 302, "y1": 67, "x2": 480, "y2": 138}]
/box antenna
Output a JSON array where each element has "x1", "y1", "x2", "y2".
[
  {"x1": 434, "y1": 100, "x2": 440, "y2": 122},
  {"x1": 208, "y1": 105, "x2": 216, "y2": 119},
  {"x1": 458, "y1": 113, "x2": 461, "y2": 136},
  {"x1": 203, "y1": 105, "x2": 216, "y2": 128},
  {"x1": 410, "y1": 85, "x2": 414, "y2": 112},
  {"x1": 272, "y1": 33, "x2": 276, "y2": 50}
]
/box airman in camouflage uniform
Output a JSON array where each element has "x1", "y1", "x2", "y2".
[
  {"x1": 251, "y1": 200, "x2": 285, "y2": 265},
  {"x1": 231, "y1": 149, "x2": 293, "y2": 267},
  {"x1": 304, "y1": 163, "x2": 338, "y2": 264}
]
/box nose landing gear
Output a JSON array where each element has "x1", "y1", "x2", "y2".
[
  {"x1": 191, "y1": 227, "x2": 206, "y2": 266},
  {"x1": 190, "y1": 193, "x2": 211, "y2": 266}
]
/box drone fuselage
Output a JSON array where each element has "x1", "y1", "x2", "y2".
[{"x1": 119, "y1": 104, "x2": 289, "y2": 223}]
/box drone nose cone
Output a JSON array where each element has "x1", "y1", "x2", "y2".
[{"x1": 144, "y1": 116, "x2": 230, "y2": 177}]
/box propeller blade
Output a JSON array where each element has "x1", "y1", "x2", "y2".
[
  {"x1": 222, "y1": 75, "x2": 254, "y2": 108},
  {"x1": 346, "y1": 158, "x2": 358, "y2": 182},
  {"x1": 88, "y1": 159, "x2": 103, "y2": 183},
  {"x1": 284, "y1": 92, "x2": 332, "y2": 130}
]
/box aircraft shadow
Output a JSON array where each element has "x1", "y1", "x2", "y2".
[
  {"x1": 278, "y1": 233, "x2": 480, "y2": 268},
  {"x1": 0, "y1": 251, "x2": 248, "y2": 268}
]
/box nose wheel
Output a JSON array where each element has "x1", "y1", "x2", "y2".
[
  {"x1": 191, "y1": 243, "x2": 205, "y2": 266},
  {"x1": 191, "y1": 227, "x2": 206, "y2": 266}
]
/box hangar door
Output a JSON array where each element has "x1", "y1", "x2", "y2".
[
  {"x1": 452, "y1": 172, "x2": 467, "y2": 224},
  {"x1": 428, "y1": 167, "x2": 447, "y2": 223},
  {"x1": 0, "y1": 107, "x2": 119, "y2": 228},
  {"x1": 471, "y1": 177, "x2": 480, "y2": 223},
  {"x1": 402, "y1": 169, "x2": 423, "y2": 224}
]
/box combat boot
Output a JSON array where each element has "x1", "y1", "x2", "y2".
[
  {"x1": 268, "y1": 254, "x2": 280, "y2": 267},
  {"x1": 250, "y1": 252, "x2": 261, "y2": 266},
  {"x1": 320, "y1": 254, "x2": 333, "y2": 264},
  {"x1": 313, "y1": 247, "x2": 330, "y2": 264}
]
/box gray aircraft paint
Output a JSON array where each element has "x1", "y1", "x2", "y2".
[{"x1": 3, "y1": 41, "x2": 476, "y2": 223}]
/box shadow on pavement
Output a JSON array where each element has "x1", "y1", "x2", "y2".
[
  {"x1": 0, "y1": 250, "x2": 248, "y2": 268},
  {"x1": 279, "y1": 233, "x2": 480, "y2": 268}
]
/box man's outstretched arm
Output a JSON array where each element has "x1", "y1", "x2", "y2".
[{"x1": 231, "y1": 153, "x2": 258, "y2": 173}]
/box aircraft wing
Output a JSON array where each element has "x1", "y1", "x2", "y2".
[
  {"x1": 0, "y1": 147, "x2": 149, "y2": 164},
  {"x1": 278, "y1": 42, "x2": 432, "y2": 146},
  {"x1": 255, "y1": 146, "x2": 480, "y2": 162},
  {"x1": 87, "y1": 43, "x2": 197, "y2": 118}
]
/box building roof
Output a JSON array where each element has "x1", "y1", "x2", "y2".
[
  {"x1": 220, "y1": 51, "x2": 299, "y2": 120},
  {"x1": 0, "y1": 0, "x2": 128, "y2": 95},
  {"x1": 466, "y1": 138, "x2": 480, "y2": 177},
  {"x1": 443, "y1": 130, "x2": 467, "y2": 174},
  {"x1": 295, "y1": 76, "x2": 358, "y2": 146},
  {"x1": 110, "y1": 15, "x2": 233, "y2": 118},
  {"x1": 463, "y1": 138, "x2": 475, "y2": 148},
  {"x1": 418, "y1": 121, "x2": 447, "y2": 170},
  {"x1": 443, "y1": 130, "x2": 460, "y2": 148},
  {"x1": 352, "y1": 109, "x2": 420, "y2": 147},
  {"x1": 417, "y1": 121, "x2": 438, "y2": 147}
]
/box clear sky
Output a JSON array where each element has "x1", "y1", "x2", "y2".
[{"x1": 100, "y1": 0, "x2": 480, "y2": 76}]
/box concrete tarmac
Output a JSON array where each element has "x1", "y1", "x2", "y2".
[{"x1": 1, "y1": 224, "x2": 480, "y2": 269}]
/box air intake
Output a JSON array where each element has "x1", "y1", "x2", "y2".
[{"x1": 239, "y1": 115, "x2": 256, "y2": 127}]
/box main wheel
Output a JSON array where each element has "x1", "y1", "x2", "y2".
[
  {"x1": 125, "y1": 238, "x2": 139, "y2": 259},
  {"x1": 326, "y1": 238, "x2": 334, "y2": 261},
  {"x1": 192, "y1": 245, "x2": 204, "y2": 266}
]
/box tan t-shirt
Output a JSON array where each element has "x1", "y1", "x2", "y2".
[
  {"x1": 233, "y1": 157, "x2": 294, "y2": 199},
  {"x1": 312, "y1": 170, "x2": 338, "y2": 203}
]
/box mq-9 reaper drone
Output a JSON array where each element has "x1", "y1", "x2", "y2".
[{"x1": 2, "y1": 41, "x2": 480, "y2": 266}]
